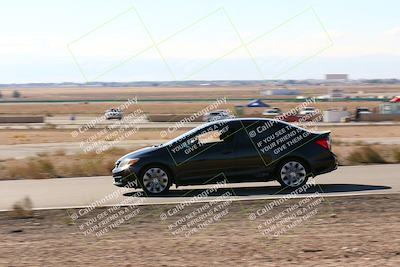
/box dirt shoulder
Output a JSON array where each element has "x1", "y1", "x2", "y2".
[{"x1": 1, "y1": 194, "x2": 400, "y2": 266}]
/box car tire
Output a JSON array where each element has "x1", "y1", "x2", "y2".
[
  {"x1": 138, "y1": 165, "x2": 172, "y2": 195},
  {"x1": 276, "y1": 159, "x2": 310, "y2": 189}
]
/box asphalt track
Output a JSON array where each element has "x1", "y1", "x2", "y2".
[{"x1": 1, "y1": 164, "x2": 399, "y2": 211}]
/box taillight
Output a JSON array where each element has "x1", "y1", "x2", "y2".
[{"x1": 315, "y1": 137, "x2": 331, "y2": 150}]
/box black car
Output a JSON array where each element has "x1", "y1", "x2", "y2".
[{"x1": 112, "y1": 118, "x2": 337, "y2": 195}]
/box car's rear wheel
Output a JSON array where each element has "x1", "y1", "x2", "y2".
[
  {"x1": 139, "y1": 166, "x2": 171, "y2": 195},
  {"x1": 277, "y1": 159, "x2": 309, "y2": 189}
]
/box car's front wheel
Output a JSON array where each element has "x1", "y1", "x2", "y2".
[
  {"x1": 139, "y1": 166, "x2": 171, "y2": 195},
  {"x1": 277, "y1": 159, "x2": 309, "y2": 189}
]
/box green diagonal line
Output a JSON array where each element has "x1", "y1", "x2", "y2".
[
  {"x1": 157, "y1": 7, "x2": 224, "y2": 45},
  {"x1": 92, "y1": 44, "x2": 155, "y2": 81},
  {"x1": 272, "y1": 43, "x2": 333, "y2": 79},
  {"x1": 75, "y1": 6, "x2": 308, "y2": 81},
  {"x1": 67, "y1": 45, "x2": 89, "y2": 82},
  {"x1": 266, "y1": 7, "x2": 333, "y2": 79},
  {"x1": 240, "y1": 119, "x2": 329, "y2": 170},
  {"x1": 70, "y1": 5, "x2": 332, "y2": 83},
  {"x1": 71, "y1": 7, "x2": 225, "y2": 81},
  {"x1": 245, "y1": 6, "x2": 312, "y2": 46},
  {"x1": 166, "y1": 120, "x2": 244, "y2": 167},
  {"x1": 69, "y1": 6, "x2": 136, "y2": 45},
  {"x1": 132, "y1": 6, "x2": 177, "y2": 80},
  {"x1": 182, "y1": 44, "x2": 244, "y2": 80},
  {"x1": 182, "y1": 7, "x2": 314, "y2": 80},
  {"x1": 222, "y1": 7, "x2": 265, "y2": 80},
  {"x1": 311, "y1": 7, "x2": 334, "y2": 45}
]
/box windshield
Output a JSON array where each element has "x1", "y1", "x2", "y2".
[{"x1": 163, "y1": 122, "x2": 213, "y2": 146}]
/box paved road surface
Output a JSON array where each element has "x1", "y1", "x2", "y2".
[{"x1": 1, "y1": 164, "x2": 399, "y2": 211}]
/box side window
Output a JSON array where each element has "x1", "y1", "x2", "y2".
[
  {"x1": 193, "y1": 121, "x2": 235, "y2": 145},
  {"x1": 197, "y1": 130, "x2": 223, "y2": 144}
]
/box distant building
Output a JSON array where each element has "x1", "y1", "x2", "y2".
[{"x1": 325, "y1": 74, "x2": 348, "y2": 80}]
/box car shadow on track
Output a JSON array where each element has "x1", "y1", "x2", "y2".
[{"x1": 123, "y1": 184, "x2": 391, "y2": 198}]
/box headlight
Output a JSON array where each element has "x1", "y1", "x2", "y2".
[{"x1": 118, "y1": 158, "x2": 139, "y2": 170}]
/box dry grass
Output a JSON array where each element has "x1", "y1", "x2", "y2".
[
  {"x1": 346, "y1": 146, "x2": 386, "y2": 164},
  {"x1": 1, "y1": 125, "x2": 400, "y2": 145},
  {"x1": 11, "y1": 197, "x2": 33, "y2": 219},
  {"x1": 2, "y1": 147, "x2": 134, "y2": 180},
  {"x1": 7, "y1": 158, "x2": 56, "y2": 179},
  {"x1": 393, "y1": 149, "x2": 400, "y2": 163},
  {"x1": 53, "y1": 149, "x2": 66, "y2": 156}
]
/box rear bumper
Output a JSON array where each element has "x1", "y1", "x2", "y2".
[{"x1": 311, "y1": 153, "x2": 338, "y2": 176}]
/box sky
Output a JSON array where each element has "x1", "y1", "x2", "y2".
[{"x1": 0, "y1": 0, "x2": 399, "y2": 83}]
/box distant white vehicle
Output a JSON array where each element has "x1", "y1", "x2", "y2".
[
  {"x1": 105, "y1": 108, "x2": 123, "y2": 120},
  {"x1": 316, "y1": 95, "x2": 330, "y2": 100},
  {"x1": 356, "y1": 107, "x2": 372, "y2": 115},
  {"x1": 204, "y1": 110, "x2": 233, "y2": 122},
  {"x1": 299, "y1": 107, "x2": 317, "y2": 115},
  {"x1": 262, "y1": 107, "x2": 282, "y2": 116}
]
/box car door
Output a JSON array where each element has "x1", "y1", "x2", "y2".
[
  {"x1": 174, "y1": 121, "x2": 237, "y2": 184},
  {"x1": 223, "y1": 121, "x2": 270, "y2": 182}
]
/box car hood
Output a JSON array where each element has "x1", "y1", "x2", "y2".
[{"x1": 117, "y1": 146, "x2": 160, "y2": 161}]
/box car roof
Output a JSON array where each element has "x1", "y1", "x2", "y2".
[
  {"x1": 201, "y1": 117, "x2": 312, "y2": 132},
  {"x1": 209, "y1": 110, "x2": 227, "y2": 113},
  {"x1": 203, "y1": 117, "x2": 278, "y2": 126}
]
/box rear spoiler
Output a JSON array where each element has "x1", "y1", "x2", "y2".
[{"x1": 312, "y1": 130, "x2": 330, "y2": 137}]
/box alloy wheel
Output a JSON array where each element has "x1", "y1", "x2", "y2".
[
  {"x1": 142, "y1": 167, "x2": 169, "y2": 194},
  {"x1": 280, "y1": 161, "x2": 307, "y2": 187}
]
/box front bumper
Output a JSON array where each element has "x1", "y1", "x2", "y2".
[{"x1": 112, "y1": 167, "x2": 139, "y2": 188}]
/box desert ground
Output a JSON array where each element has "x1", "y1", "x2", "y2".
[
  {"x1": 1, "y1": 194, "x2": 399, "y2": 266},
  {"x1": 1, "y1": 84, "x2": 399, "y2": 100}
]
